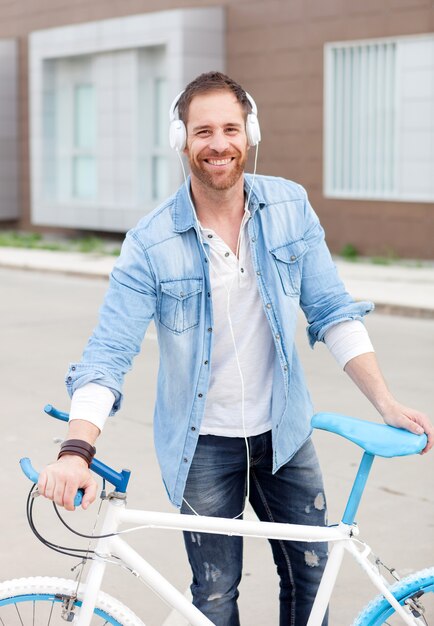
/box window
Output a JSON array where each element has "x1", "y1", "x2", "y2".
[
  {"x1": 137, "y1": 47, "x2": 169, "y2": 205},
  {"x1": 29, "y1": 7, "x2": 225, "y2": 231},
  {"x1": 73, "y1": 84, "x2": 96, "y2": 198},
  {"x1": 42, "y1": 49, "x2": 168, "y2": 208},
  {"x1": 324, "y1": 34, "x2": 434, "y2": 202},
  {"x1": 0, "y1": 39, "x2": 19, "y2": 220},
  {"x1": 43, "y1": 55, "x2": 97, "y2": 204}
]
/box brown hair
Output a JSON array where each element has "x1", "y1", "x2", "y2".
[{"x1": 177, "y1": 71, "x2": 251, "y2": 124}]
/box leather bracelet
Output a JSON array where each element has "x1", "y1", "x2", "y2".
[
  {"x1": 60, "y1": 439, "x2": 96, "y2": 455},
  {"x1": 58, "y1": 449, "x2": 93, "y2": 466},
  {"x1": 58, "y1": 439, "x2": 96, "y2": 467}
]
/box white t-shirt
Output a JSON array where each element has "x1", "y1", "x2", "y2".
[{"x1": 198, "y1": 211, "x2": 275, "y2": 437}]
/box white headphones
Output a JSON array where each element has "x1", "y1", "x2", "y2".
[{"x1": 169, "y1": 89, "x2": 261, "y2": 151}]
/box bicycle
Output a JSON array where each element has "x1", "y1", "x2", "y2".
[{"x1": 0, "y1": 404, "x2": 433, "y2": 625}]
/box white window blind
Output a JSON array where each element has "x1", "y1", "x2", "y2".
[{"x1": 324, "y1": 35, "x2": 434, "y2": 202}]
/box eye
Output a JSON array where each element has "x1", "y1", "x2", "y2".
[
  {"x1": 225, "y1": 127, "x2": 239, "y2": 135},
  {"x1": 196, "y1": 129, "x2": 211, "y2": 137}
]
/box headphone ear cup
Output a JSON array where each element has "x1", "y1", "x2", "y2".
[
  {"x1": 169, "y1": 119, "x2": 187, "y2": 151},
  {"x1": 246, "y1": 113, "x2": 261, "y2": 147}
]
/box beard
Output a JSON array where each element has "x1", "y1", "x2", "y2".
[{"x1": 188, "y1": 150, "x2": 248, "y2": 192}]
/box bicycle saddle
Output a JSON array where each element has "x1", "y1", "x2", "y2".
[{"x1": 311, "y1": 412, "x2": 427, "y2": 457}]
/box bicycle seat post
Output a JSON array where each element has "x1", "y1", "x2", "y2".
[{"x1": 341, "y1": 451, "x2": 375, "y2": 526}]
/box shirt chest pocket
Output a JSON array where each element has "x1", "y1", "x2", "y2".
[
  {"x1": 270, "y1": 240, "x2": 308, "y2": 296},
  {"x1": 158, "y1": 278, "x2": 203, "y2": 334}
]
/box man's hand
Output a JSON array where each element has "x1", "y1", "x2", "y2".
[
  {"x1": 344, "y1": 353, "x2": 433, "y2": 455},
  {"x1": 381, "y1": 401, "x2": 433, "y2": 455},
  {"x1": 38, "y1": 455, "x2": 98, "y2": 511}
]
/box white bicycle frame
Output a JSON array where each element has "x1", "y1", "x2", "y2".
[
  {"x1": 75, "y1": 495, "x2": 419, "y2": 626},
  {"x1": 26, "y1": 407, "x2": 426, "y2": 626}
]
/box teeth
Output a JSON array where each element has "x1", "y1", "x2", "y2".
[{"x1": 207, "y1": 158, "x2": 232, "y2": 166}]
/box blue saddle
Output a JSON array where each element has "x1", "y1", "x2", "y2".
[{"x1": 311, "y1": 412, "x2": 427, "y2": 457}]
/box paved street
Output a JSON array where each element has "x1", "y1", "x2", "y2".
[{"x1": 1, "y1": 267, "x2": 433, "y2": 625}]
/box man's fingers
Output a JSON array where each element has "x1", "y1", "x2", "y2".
[
  {"x1": 54, "y1": 478, "x2": 67, "y2": 508},
  {"x1": 44, "y1": 474, "x2": 56, "y2": 501},
  {"x1": 420, "y1": 422, "x2": 434, "y2": 454},
  {"x1": 82, "y1": 481, "x2": 98, "y2": 510},
  {"x1": 401, "y1": 413, "x2": 434, "y2": 454},
  {"x1": 37, "y1": 471, "x2": 48, "y2": 497},
  {"x1": 63, "y1": 480, "x2": 80, "y2": 511},
  {"x1": 36, "y1": 457, "x2": 97, "y2": 510},
  {"x1": 406, "y1": 419, "x2": 424, "y2": 436}
]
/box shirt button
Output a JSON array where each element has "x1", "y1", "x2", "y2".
[
  {"x1": 204, "y1": 360, "x2": 209, "y2": 365},
  {"x1": 207, "y1": 292, "x2": 210, "y2": 297},
  {"x1": 180, "y1": 292, "x2": 184, "y2": 298},
  {"x1": 225, "y1": 252, "x2": 230, "y2": 257},
  {"x1": 275, "y1": 333, "x2": 280, "y2": 340},
  {"x1": 208, "y1": 327, "x2": 212, "y2": 332},
  {"x1": 256, "y1": 271, "x2": 261, "y2": 276},
  {"x1": 290, "y1": 255, "x2": 296, "y2": 261},
  {"x1": 240, "y1": 268, "x2": 244, "y2": 273},
  {"x1": 251, "y1": 237, "x2": 256, "y2": 243},
  {"x1": 198, "y1": 393, "x2": 203, "y2": 398},
  {"x1": 67, "y1": 376, "x2": 72, "y2": 382},
  {"x1": 266, "y1": 303, "x2": 271, "y2": 309},
  {"x1": 191, "y1": 426, "x2": 196, "y2": 431},
  {"x1": 71, "y1": 366, "x2": 76, "y2": 371},
  {"x1": 208, "y1": 234, "x2": 213, "y2": 239},
  {"x1": 283, "y1": 365, "x2": 288, "y2": 371},
  {"x1": 183, "y1": 457, "x2": 188, "y2": 463}
]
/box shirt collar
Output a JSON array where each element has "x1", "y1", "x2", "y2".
[{"x1": 172, "y1": 175, "x2": 264, "y2": 234}]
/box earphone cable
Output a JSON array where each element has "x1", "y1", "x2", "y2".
[{"x1": 176, "y1": 142, "x2": 259, "y2": 519}]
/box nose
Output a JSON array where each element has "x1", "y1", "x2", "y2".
[{"x1": 208, "y1": 129, "x2": 230, "y2": 153}]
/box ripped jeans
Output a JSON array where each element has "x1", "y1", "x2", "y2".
[{"x1": 181, "y1": 432, "x2": 328, "y2": 626}]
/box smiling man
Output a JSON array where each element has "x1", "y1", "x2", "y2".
[{"x1": 38, "y1": 72, "x2": 433, "y2": 626}]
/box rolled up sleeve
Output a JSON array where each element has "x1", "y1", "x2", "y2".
[{"x1": 297, "y1": 189, "x2": 374, "y2": 348}]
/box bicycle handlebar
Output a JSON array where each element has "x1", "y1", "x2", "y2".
[
  {"x1": 44, "y1": 404, "x2": 69, "y2": 422},
  {"x1": 19, "y1": 405, "x2": 131, "y2": 507},
  {"x1": 20, "y1": 457, "x2": 84, "y2": 507}
]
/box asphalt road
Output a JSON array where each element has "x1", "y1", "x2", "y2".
[{"x1": 1, "y1": 268, "x2": 433, "y2": 625}]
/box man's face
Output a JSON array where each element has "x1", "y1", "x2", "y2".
[{"x1": 183, "y1": 90, "x2": 249, "y2": 192}]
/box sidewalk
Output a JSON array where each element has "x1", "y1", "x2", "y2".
[{"x1": 1, "y1": 246, "x2": 433, "y2": 317}]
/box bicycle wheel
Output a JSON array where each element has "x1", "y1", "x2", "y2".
[
  {"x1": 353, "y1": 567, "x2": 434, "y2": 625},
  {"x1": 0, "y1": 576, "x2": 146, "y2": 626}
]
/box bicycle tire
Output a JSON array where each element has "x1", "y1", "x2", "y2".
[
  {"x1": 0, "y1": 576, "x2": 146, "y2": 626},
  {"x1": 353, "y1": 566, "x2": 434, "y2": 625}
]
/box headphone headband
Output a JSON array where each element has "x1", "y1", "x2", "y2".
[{"x1": 169, "y1": 89, "x2": 261, "y2": 151}]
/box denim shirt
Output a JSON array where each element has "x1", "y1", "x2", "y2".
[{"x1": 66, "y1": 175, "x2": 374, "y2": 507}]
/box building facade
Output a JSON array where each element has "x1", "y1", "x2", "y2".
[{"x1": 0, "y1": 0, "x2": 433, "y2": 258}]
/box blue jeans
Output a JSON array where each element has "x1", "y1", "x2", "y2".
[{"x1": 181, "y1": 432, "x2": 328, "y2": 626}]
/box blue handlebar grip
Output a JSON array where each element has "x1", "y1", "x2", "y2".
[
  {"x1": 20, "y1": 457, "x2": 39, "y2": 483},
  {"x1": 19, "y1": 457, "x2": 83, "y2": 507},
  {"x1": 44, "y1": 404, "x2": 70, "y2": 422}
]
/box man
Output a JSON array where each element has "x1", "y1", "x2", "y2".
[{"x1": 39, "y1": 72, "x2": 433, "y2": 626}]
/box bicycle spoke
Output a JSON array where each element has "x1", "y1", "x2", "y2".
[
  {"x1": 14, "y1": 603, "x2": 24, "y2": 626},
  {"x1": 47, "y1": 601, "x2": 54, "y2": 626}
]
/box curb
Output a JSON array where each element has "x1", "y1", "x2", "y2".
[
  {"x1": 1, "y1": 247, "x2": 433, "y2": 319},
  {"x1": 372, "y1": 303, "x2": 434, "y2": 320}
]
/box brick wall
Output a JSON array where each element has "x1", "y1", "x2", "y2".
[{"x1": 0, "y1": 0, "x2": 433, "y2": 257}]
